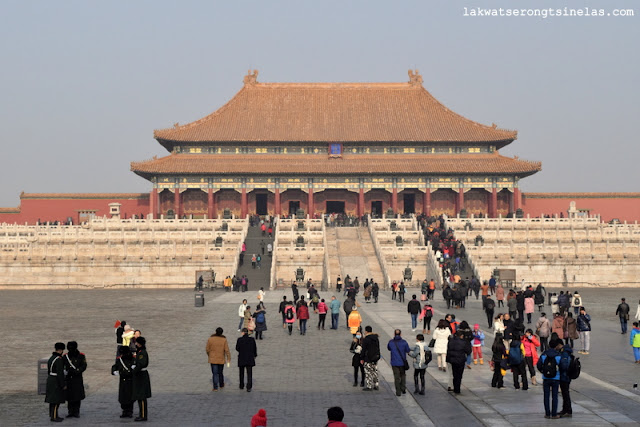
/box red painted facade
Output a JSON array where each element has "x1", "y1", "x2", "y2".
[{"x1": 523, "y1": 194, "x2": 640, "y2": 223}]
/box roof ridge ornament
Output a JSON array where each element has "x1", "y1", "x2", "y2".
[
  {"x1": 244, "y1": 69, "x2": 259, "y2": 86},
  {"x1": 408, "y1": 69, "x2": 423, "y2": 87}
]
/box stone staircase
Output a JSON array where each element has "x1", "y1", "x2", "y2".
[
  {"x1": 235, "y1": 224, "x2": 273, "y2": 291},
  {"x1": 325, "y1": 227, "x2": 384, "y2": 287}
]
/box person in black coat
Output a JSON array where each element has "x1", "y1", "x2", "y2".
[
  {"x1": 63, "y1": 341, "x2": 87, "y2": 418},
  {"x1": 132, "y1": 337, "x2": 151, "y2": 422},
  {"x1": 446, "y1": 331, "x2": 472, "y2": 394},
  {"x1": 516, "y1": 292, "x2": 526, "y2": 322},
  {"x1": 45, "y1": 342, "x2": 66, "y2": 422},
  {"x1": 236, "y1": 328, "x2": 257, "y2": 392},
  {"x1": 111, "y1": 346, "x2": 135, "y2": 418}
]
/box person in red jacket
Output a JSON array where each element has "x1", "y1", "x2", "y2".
[
  {"x1": 297, "y1": 300, "x2": 310, "y2": 335},
  {"x1": 317, "y1": 298, "x2": 328, "y2": 330},
  {"x1": 326, "y1": 406, "x2": 348, "y2": 427},
  {"x1": 522, "y1": 328, "x2": 540, "y2": 385}
]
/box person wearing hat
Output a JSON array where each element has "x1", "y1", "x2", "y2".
[
  {"x1": 45, "y1": 342, "x2": 66, "y2": 422},
  {"x1": 251, "y1": 408, "x2": 267, "y2": 427},
  {"x1": 63, "y1": 341, "x2": 87, "y2": 418},
  {"x1": 348, "y1": 306, "x2": 362, "y2": 336},
  {"x1": 132, "y1": 337, "x2": 151, "y2": 421},
  {"x1": 112, "y1": 346, "x2": 135, "y2": 418}
]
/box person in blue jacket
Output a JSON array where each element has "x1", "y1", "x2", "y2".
[
  {"x1": 536, "y1": 339, "x2": 569, "y2": 419},
  {"x1": 557, "y1": 342, "x2": 574, "y2": 418},
  {"x1": 387, "y1": 329, "x2": 411, "y2": 396}
]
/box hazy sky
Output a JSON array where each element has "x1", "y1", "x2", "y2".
[{"x1": 1, "y1": 0, "x2": 638, "y2": 207}]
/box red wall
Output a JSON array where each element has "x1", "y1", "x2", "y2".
[
  {"x1": 523, "y1": 194, "x2": 640, "y2": 223},
  {"x1": 0, "y1": 194, "x2": 150, "y2": 224}
]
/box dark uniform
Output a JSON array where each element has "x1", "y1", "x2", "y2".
[
  {"x1": 63, "y1": 341, "x2": 87, "y2": 418},
  {"x1": 132, "y1": 337, "x2": 152, "y2": 421},
  {"x1": 111, "y1": 346, "x2": 135, "y2": 418},
  {"x1": 45, "y1": 343, "x2": 66, "y2": 422}
]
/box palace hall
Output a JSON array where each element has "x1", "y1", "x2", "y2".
[{"x1": 130, "y1": 70, "x2": 541, "y2": 220}]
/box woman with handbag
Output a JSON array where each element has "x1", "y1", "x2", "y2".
[
  {"x1": 490, "y1": 333, "x2": 507, "y2": 389},
  {"x1": 419, "y1": 303, "x2": 434, "y2": 335},
  {"x1": 349, "y1": 333, "x2": 365, "y2": 387}
]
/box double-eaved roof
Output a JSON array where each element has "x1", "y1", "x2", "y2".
[
  {"x1": 133, "y1": 71, "x2": 540, "y2": 179},
  {"x1": 153, "y1": 70, "x2": 517, "y2": 148}
]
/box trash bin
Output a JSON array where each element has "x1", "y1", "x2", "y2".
[
  {"x1": 38, "y1": 357, "x2": 49, "y2": 395},
  {"x1": 195, "y1": 293, "x2": 205, "y2": 307}
]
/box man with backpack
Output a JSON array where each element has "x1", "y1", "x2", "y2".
[
  {"x1": 558, "y1": 341, "x2": 578, "y2": 417},
  {"x1": 508, "y1": 332, "x2": 528, "y2": 390},
  {"x1": 407, "y1": 295, "x2": 422, "y2": 332},
  {"x1": 360, "y1": 325, "x2": 381, "y2": 391},
  {"x1": 536, "y1": 339, "x2": 570, "y2": 419},
  {"x1": 484, "y1": 297, "x2": 495, "y2": 328}
]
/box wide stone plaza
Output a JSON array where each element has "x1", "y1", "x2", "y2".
[{"x1": 2, "y1": 286, "x2": 640, "y2": 426}]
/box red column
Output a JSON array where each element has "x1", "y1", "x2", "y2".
[
  {"x1": 457, "y1": 187, "x2": 464, "y2": 215},
  {"x1": 241, "y1": 188, "x2": 248, "y2": 218},
  {"x1": 423, "y1": 188, "x2": 431, "y2": 216},
  {"x1": 149, "y1": 189, "x2": 157, "y2": 219},
  {"x1": 358, "y1": 188, "x2": 365, "y2": 217},
  {"x1": 514, "y1": 187, "x2": 522, "y2": 211},
  {"x1": 308, "y1": 189, "x2": 314, "y2": 217},
  {"x1": 174, "y1": 189, "x2": 181, "y2": 217},
  {"x1": 274, "y1": 188, "x2": 281, "y2": 216},
  {"x1": 207, "y1": 189, "x2": 215, "y2": 219},
  {"x1": 391, "y1": 188, "x2": 398, "y2": 214},
  {"x1": 491, "y1": 188, "x2": 498, "y2": 218}
]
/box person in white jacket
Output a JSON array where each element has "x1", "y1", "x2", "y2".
[
  {"x1": 433, "y1": 319, "x2": 452, "y2": 372},
  {"x1": 238, "y1": 299, "x2": 247, "y2": 331},
  {"x1": 635, "y1": 299, "x2": 640, "y2": 321}
]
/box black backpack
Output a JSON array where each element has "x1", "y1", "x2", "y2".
[
  {"x1": 574, "y1": 297, "x2": 580, "y2": 306},
  {"x1": 541, "y1": 354, "x2": 558, "y2": 378},
  {"x1": 508, "y1": 342, "x2": 523, "y2": 366},
  {"x1": 285, "y1": 307, "x2": 294, "y2": 320},
  {"x1": 368, "y1": 342, "x2": 381, "y2": 362},
  {"x1": 568, "y1": 354, "x2": 581, "y2": 380},
  {"x1": 486, "y1": 299, "x2": 495, "y2": 310}
]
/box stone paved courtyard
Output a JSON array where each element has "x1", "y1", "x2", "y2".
[{"x1": 2, "y1": 286, "x2": 640, "y2": 426}]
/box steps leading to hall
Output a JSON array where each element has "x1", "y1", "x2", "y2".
[{"x1": 325, "y1": 226, "x2": 384, "y2": 287}]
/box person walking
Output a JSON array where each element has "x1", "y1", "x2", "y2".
[
  {"x1": 372, "y1": 282, "x2": 379, "y2": 303},
  {"x1": 291, "y1": 283, "x2": 299, "y2": 303},
  {"x1": 387, "y1": 329, "x2": 411, "y2": 396},
  {"x1": 564, "y1": 312, "x2": 578, "y2": 348},
  {"x1": 343, "y1": 298, "x2": 354, "y2": 330},
  {"x1": 446, "y1": 330, "x2": 472, "y2": 394},
  {"x1": 496, "y1": 284, "x2": 505, "y2": 308},
  {"x1": 508, "y1": 332, "x2": 528, "y2": 390},
  {"x1": 408, "y1": 334, "x2": 431, "y2": 395},
  {"x1": 349, "y1": 333, "x2": 365, "y2": 387},
  {"x1": 507, "y1": 293, "x2": 517, "y2": 320},
  {"x1": 537, "y1": 338, "x2": 565, "y2": 419},
  {"x1": 243, "y1": 305, "x2": 253, "y2": 333},
  {"x1": 522, "y1": 329, "x2": 540, "y2": 385},
  {"x1": 206, "y1": 327, "x2": 231, "y2": 391},
  {"x1": 631, "y1": 322, "x2": 640, "y2": 363},
  {"x1": 111, "y1": 346, "x2": 135, "y2": 418},
  {"x1": 616, "y1": 298, "x2": 630, "y2": 334},
  {"x1": 484, "y1": 297, "x2": 495, "y2": 328},
  {"x1": 536, "y1": 313, "x2": 552, "y2": 352},
  {"x1": 407, "y1": 295, "x2": 421, "y2": 332},
  {"x1": 525, "y1": 295, "x2": 535, "y2": 324},
  {"x1": 63, "y1": 341, "x2": 87, "y2": 418},
  {"x1": 45, "y1": 342, "x2": 66, "y2": 422},
  {"x1": 284, "y1": 301, "x2": 296, "y2": 335},
  {"x1": 471, "y1": 324, "x2": 485, "y2": 365},
  {"x1": 238, "y1": 299, "x2": 248, "y2": 331},
  {"x1": 329, "y1": 296, "x2": 341, "y2": 329},
  {"x1": 491, "y1": 334, "x2": 507, "y2": 389},
  {"x1": 317, "y1": 298, "x2": 328, "y2": 330},
  {"x1": 253, "y1": 303, "x2": 267, "y2": 340},
  {"x1": 571, "y1": 292, "x2": 582, "y2": 316},
  {"x1": 131, "y1": 337, "x2": 151, "y2": 422},
  {"x1": 336, "y1": 276, "x2": 342, "y2": 293},
  {"x1": 433, "y1": 319, "x2": 452, "y2": 372},
  {"x1": 278, "y1": 296, "x2": 289, "y2": 329},
  {"x1": 419, "y1": 303, "x2": 434, "y2": 335},
  {"x1": 236, "y1": 328, "x2": 257, "y2": 392},
  {"x1": 297, "y1": 299, "x2": 310, "y2": 335},
  {"x1": 348, "y1": 306, "x2": 362, "y2": 336},
  {"x1": 360, "y1": 325, "x2": 380, "y2": 391},
  {"x1": 576, "y1": 307, "x2": 591, "y2": 354},
  {"x1": 398, "y1": 282, "x2": 406, "y2": 303},
  {"x1": 635, "y1": 300, "x2": 640, "y2": 321},
  {"x1": 557, "y1": 341, "x2": 574, "y2": 418}
]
